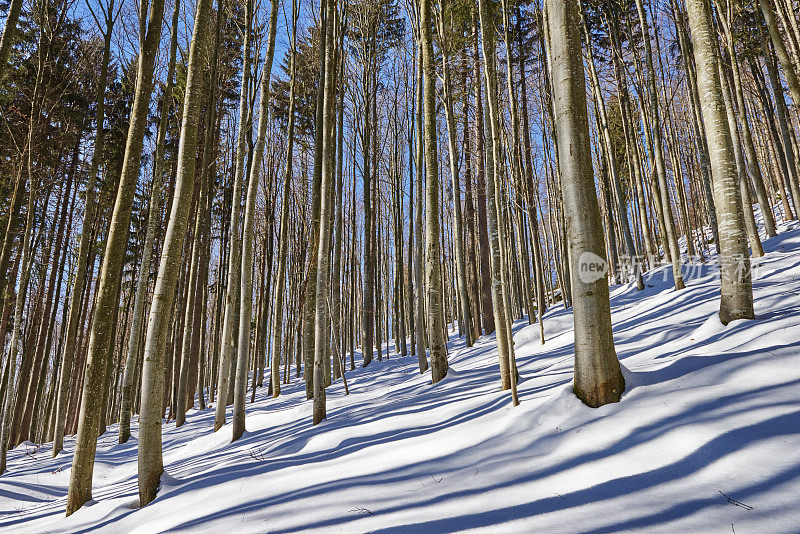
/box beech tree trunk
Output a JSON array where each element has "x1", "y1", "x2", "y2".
[
  {"x1": 718, "y1": 58, "x2": 764, "y2": 257},
  {"x1": 479, "y1": 0, "x2": 516, "y2": 398},
  {"x1": 65, "y1": 0, "x2": 166, "y2": 514},
  {"x1": 473, "y1": 17, "x2": 494, "y2": 336},
  {"x1": 232, "y1": 0, "x2": 280, "y2": 441},
  {"x1": 633, "y1": 0, "x2": 684, "y2": 290},
  {"x1": 214, "y1": 0, "x2": 253, "y2": 431},
  {"x1": 546, "y1": 0, "x2": 624, "y2": 407},
  {"x1": 270, "y1": 0, "x2": 299, "y2": 398},
  {"x1": 685, "y1": 0, "x2": 755, "y2": 324},
  {"x1": 420, "y1": 0, "x2": 448, "y2": 383},
  {"x1": 413, "y1": 45, "x2": 428, "y2": 374},
  {"x1": 437, "y1": 10, "x2": 472, "y2": 347},
  {"x1": 120, "y1": 0, "x2": 181, "y2": 442},
  {"x1": 136, "y1": 0, "x2": 214, "y2": 506}
]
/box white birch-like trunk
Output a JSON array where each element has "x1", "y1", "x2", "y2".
[
  {"x1": 685, "y1": 0, "x2": 754, "y2": 323},
  {"x1": 546, "y1": 0, "x2": 624, "y2": 407},
  {"x1": 232, "y1": 0, "x2": 280, "y2": 442},
  {"x1": 136, "y1": 0, "x2": 214, "y2": 506}
]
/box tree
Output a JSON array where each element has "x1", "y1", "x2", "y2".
[
  {"x1": 270, "y1": 0, "x2": 300, "y2": 399},
  {"x1": 478, "y1": 0, "x2": 516, "y2": 396},
  {"x1": 312, "y1": 0, "x2": 337, "y2": 424},
  {"x1": 232, "y1": 0, "x2": 280, "y2": 441},
  {"x1": 215, "y1": 0, "x2": 254, "y2": 431},
  {"x1": 0, "y1": 159, "x2": 36, "y2": 474},
  {"x1": 64, "y1": 0, "x2": 167, "y2": 514},
  {"x1": 685, "y1": 0, "x2": 754, "y2": 324},
  {"x1": 0, "y1": 0, "x2": 24, "y2": 81},
  {"x1": 137, "y1": 0, "x2": 215, "y2": 506},
  {"x1": 546, "y1": 0, "x2": 624, "y2": 407},
  {"x1": 420, "y1": 0, "x2": 448, "y2": 383},
  {"x1": 119, "y1": 0, "x2": 180, "y2": 444},
  {"x1": 436, "y1": 0, "x2": 473, "y2": 346},
  {"x1": 633, "y1": 0, "x2": 684, "y2": 290},
  {"x1": 51, "y1": 0, "x2": 115, "y2": 457}
]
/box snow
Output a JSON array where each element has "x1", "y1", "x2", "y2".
[{"x1": 3, "y1": 224, "x2": 800, "y2": 532}]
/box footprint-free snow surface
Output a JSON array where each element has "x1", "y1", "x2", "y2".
[{"x1": 3, "y1": 226, "x2": 800, "y2": 533}]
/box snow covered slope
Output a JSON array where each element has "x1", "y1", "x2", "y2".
[{"x1": 2, "y1": 225, "x2": 800, "y2": 533}]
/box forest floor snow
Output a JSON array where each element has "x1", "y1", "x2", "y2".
[{"x1": 3, "y1": 224, "x2": 800, "y2": 532}]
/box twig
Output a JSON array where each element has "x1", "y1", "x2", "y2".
[
  {"x1": 249, "y1": 447, "x2": 267, "y2": 463},
  {"x1": 349, "y1": 507, "x2": 373, "y2": 515},
  {"x1": 719, "y1": 491, "x2": 754, "y2": 510}
]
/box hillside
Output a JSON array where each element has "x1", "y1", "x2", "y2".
[{"x1": 2, "y1": 224, "x2": 800, "y2": 533}]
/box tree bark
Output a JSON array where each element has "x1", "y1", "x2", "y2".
[
  {"x1": 65, "y1": 0, "x2": 166, "y2": 514},
  {"x1": 420, "y1": 0, "x2": 448, "y2": 383},
  {"x1": 633, "y1": 0, "x2": 684, "y2": 290},
  {"x1": 232, "y1": 0, "x2": 280, "y2": 441},
  {"x1": 473, "y1": 18, "x2": 493, "y2": 336},
  {"x1": 478, "y1": 0, "x2": 517, "y2": 399},
  {"x1": 0, "y1": 174, "x2": 36, "y2": 474},
  {"x1": 685, "y1": 0, "x2": 755, "y2": 324},
  {"x1": 270, "y1": 0, "x2": 299, "y2": 398},
  {"x1": 136, "y1": 0, "x2": 214, "y2": 506},
  {"x1": 547, "y1": 0, "x2": 624, "y2": 407},
  {"x1": 0, "y1": 0, "x2": 23, "y2": 82},
  {"x1": 413, "y1": 45, "x2": 428, "y2": 373},
  {"x1": 214, "y1": 0, "x2": 253, "y2": 431},
  {"x1": 52, "y1": 1, "x2": 115, "y2": 458},
  {"x1": 120, "y1": 0, "x2": 181, "y2": 443}
]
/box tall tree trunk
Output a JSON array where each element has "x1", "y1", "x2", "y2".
[
  {"x1": 715, "y1": 3, "x2": 777, "y2": 237},
  {"x1": 671, "y1": 0, "x2": 721, "y2": 252},
  {"x1": 718, "y1": 58, "x2": 764, "y2": 257},
  {"x1": 473, "y1": 17, "x2": 494, "y2": 336},
  {"x1": 462, "y1": 68, "x2": 482, "y2": 341},
  {"x1": 685, "y1": 0, "x2": 755, "y2": 323},
  {"x1": 546, "y1": 0, "x2": 624, "y2": 407},
  {"x1": 0, "y1": 174, "x2": 36, "y2": 474},
  {"x1": 437, "y1": 9, "x2": 472, "y2": 346},
  {"x1": 175, "y1": 175, "x2": 203, "y2": 428},
  {"x1": 18, "y1": 136, "x2": 76, "y2": 444},
  {"x1": 519, "y1": 37, "x2": 547, "y2": 342},
  {"x1": 65, "y1": 0, "x2": 166, "y2": 514},
  {"x1": 301, "y1": 0, "x2": 330, "y2": 395},
  {"x1": 312, "y1": 0, "x2": 336, "y2": 425},
  {"x1": 270, "y1": 0, "x2": 299, "y2": 398},
  {"x1": 633, "y1": 0, "x2": 684, "y2": 290},
  {"x1": 52, "y1": 1, "x2": 115, "y2": 458},
  {"x1": 136, "y1": 0, "x2": 214, "y2": 506},
  {"x1": 331, "y1": 13, "x2": 347, "y2": 379},
  {"x1": 232, "y1": 0, "x2": 280, "y2": 441},
  {"x1": 581, "y1": 5, "x2": 643, "y2": 290},
  {"x1": 420, "y1": 0, "x2": 448, "y2": 383},
  {"x1": 214, "y1": 0, "x2": 253, "y2": 430},
  {"x1": 119, "y1": 0, "x2": 181, "y2": 444},
  {"x1": 479, "y1": 0, "x2": 517, "y2": 399},
  {"x1": 413, "y1": 45, "x2": 428, "y2": 373}
]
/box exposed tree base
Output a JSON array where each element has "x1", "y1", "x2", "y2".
[{"x1": 574, "y1": 372, "x2": 625, "y2": 408}]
